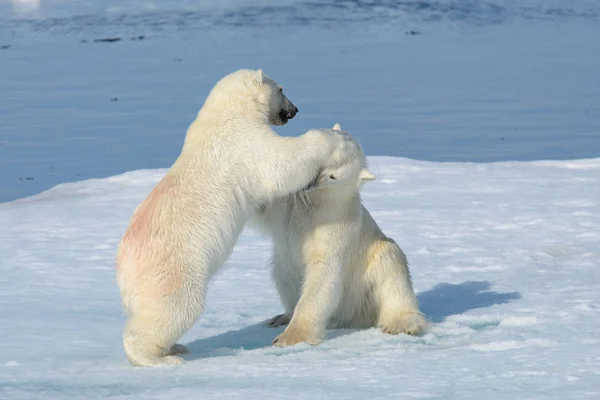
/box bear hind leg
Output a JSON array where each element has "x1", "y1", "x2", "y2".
[
  {"x1": 123, "y1": 298, "x2": 201, "y2": 367},
  {"x1": 267, "y1": 313, "x2": 291, "y2": 328},
  {"x1": 123, "y1": 324, "x2": 184, "y2": 366},
  {"x1": 368, "y1": 240, "x2": 428, "y2": 336},
  {"x1": 123, "y1": 314, "x2": 186, "y2": 367}
]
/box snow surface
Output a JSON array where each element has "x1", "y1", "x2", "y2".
[{"x1": 1, "y1": 157, "x2": 600, "y2": 399}]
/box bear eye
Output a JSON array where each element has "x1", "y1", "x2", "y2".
[
  {"x1": 329, "y1": 174, "x2": 337, "y2": 180},
  {"x1": 279, "y1": 87, "x2": 283, "y2": 93}
]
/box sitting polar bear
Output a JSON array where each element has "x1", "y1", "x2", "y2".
[
  {"x1": 255, "y1": 124, "x2": 427, "y2": 347},
  {"x1": 116, "y1": 70, "x2": 362, "y2": 366}
]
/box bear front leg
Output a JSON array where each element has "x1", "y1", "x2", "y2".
[
  {"x1": 273, "y1": 259, "x2": 342, "y2": 347},
  {"x1": 267, "y1": 255, "x2": 302, "y2": 328},
  {"x1": 247, "y1": 129, "x2": 361, "y2": 203}
]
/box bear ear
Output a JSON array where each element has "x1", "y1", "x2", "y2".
[
  {"x1": 332, "y1": 123, "x2": 342, "y2": 131},
  {"x1": 359, "y1": 169, "x2": 376, "y2": 181},
  {"x1": 255, "y1": 69, "x2": 264, "y2": 85}
]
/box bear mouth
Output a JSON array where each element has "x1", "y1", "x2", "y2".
[{"x1": 278, "y1": 109, "x2": 291, "y2": 123}]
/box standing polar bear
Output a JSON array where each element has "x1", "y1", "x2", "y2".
[
  {"x1": 255, "y1": 124, "x2": 427, "y2": 347},
  {"x1": 116, "y1": 70, "x2": 362, "y2": 366}
]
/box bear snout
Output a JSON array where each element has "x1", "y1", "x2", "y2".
[{"x1": 279, "y1": 105, "x2": 298, "y2": 122}]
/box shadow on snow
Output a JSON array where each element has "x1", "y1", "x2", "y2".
[{"x1": 185, "y1": 280, "x2": 520, "y2": 360}]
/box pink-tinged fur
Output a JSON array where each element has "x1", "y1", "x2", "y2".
[
  {"x1": 118, "y1": 174, "x2": 174, "y2": 265},
  {"x1": 117, "y1": 174, "x2": 183, "y2": 297}
]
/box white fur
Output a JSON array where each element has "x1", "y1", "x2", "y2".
[
  {"x1": 116, "y1": 70, "x2": 362, "y2": 366},
  {"x1": 255, "y1": 124, "x2": 427, "y2": 347}
]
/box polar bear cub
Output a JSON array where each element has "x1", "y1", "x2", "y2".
[
  {"x1": 116, "y1": 70, "x2": 363, "y2": 366},
  {"x1": 256, "y1": 124, "x2": 427, "y2": 347}
]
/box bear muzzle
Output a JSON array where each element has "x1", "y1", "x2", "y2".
[{"x1": 279, "y1": 105, "x2": 299, "y2": 122}]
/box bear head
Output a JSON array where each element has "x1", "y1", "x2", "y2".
[
  {"x1": 305, "y1": 123, "x2": 376, "y2": 193},
  {"x1": 204, "y1": 69, "x2": 298, "y2": 126}
]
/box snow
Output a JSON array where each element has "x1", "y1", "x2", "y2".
[
  {"x1": 1, "y1": 0, "x2": 600, "y2": 398},
  {"x1": 1, "y1": 157, "x2": 600, "y2": 399}
]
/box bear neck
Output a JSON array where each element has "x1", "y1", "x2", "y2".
[
  {"x1": 307, "y1": 184, "x2": 361, "y2": 210},
  {"x1": 197, "y1": 93, "x2": 270, "y2": 127},
  {"x1": 177, "y1": 101, "x2": 270, "y2": 157}
]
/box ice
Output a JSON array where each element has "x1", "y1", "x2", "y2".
[{"x1": 1, "y1": 157, "x2": 600, "y2": 399}]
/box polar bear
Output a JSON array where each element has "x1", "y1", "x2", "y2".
[
  {"x1": 255, "y1": 124, "x2": 427, "y2": 347},
  {"x1": 116, "y1": 70, "x2": 362, "y2": 366}
]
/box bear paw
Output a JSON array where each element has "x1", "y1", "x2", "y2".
[
  {"x1": 167, "y1": 343, "x2": 189, "y2": 355},
  {"x1": 267, "y1": 313, "x2": 291, "y2": 328},
  {"x1": 133, "y1": 354, "x2": 185, "y2": 367},
  {"x1": 272, "y1": 325, "x2": 320, "y2": 347},
  {"x1": 380, "y1": 313, "x2": 428, "y2": 336},
  {"x1": 160, "y1": 355, "x2": 185, "y2": 365}
]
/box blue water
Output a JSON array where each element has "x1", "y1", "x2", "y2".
[{"x1": 1, "y1": 1, "x2": 599, "y2": 202}]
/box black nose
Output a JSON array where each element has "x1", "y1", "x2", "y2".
[{"x1": 294, "y1": 106, "x2": 299, "y2": 113}]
